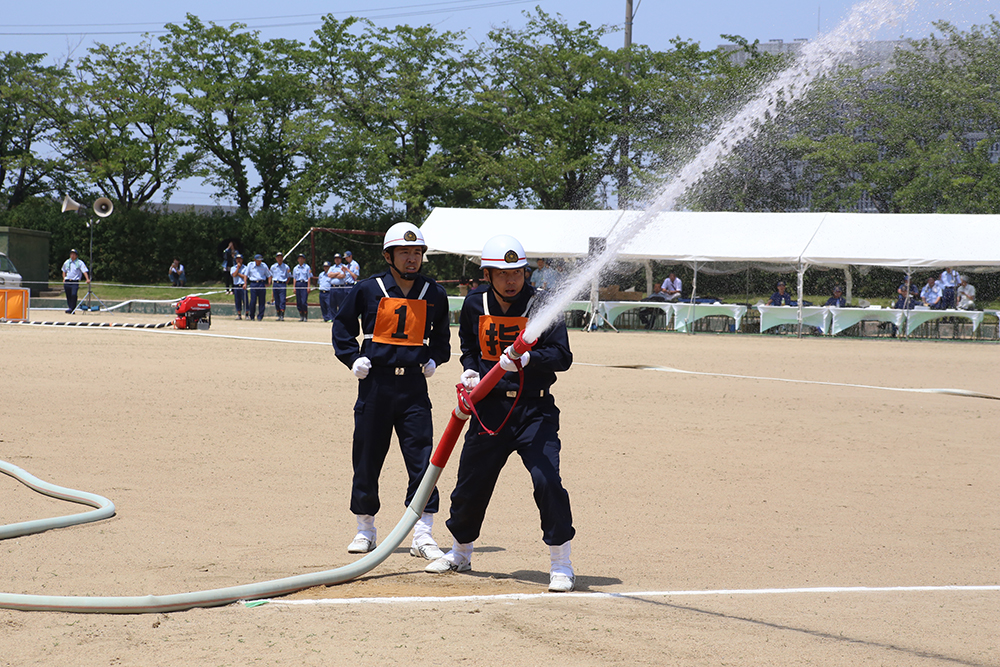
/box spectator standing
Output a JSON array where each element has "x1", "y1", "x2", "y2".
[
  {"x1": 60, "y1": 248, "x2": 90, "y2": 314},
  {"x1": 769, "y1": 281, "x2": 792, "y2": 306},
  {"x1": 343, "y1": 250, "x2": 360, "y2": 286},
  {"x1": 328, "y1": 253, "x2": 350, "y2": 315},
  {"x1": 957, "y1": 275, "x2": 976, "y2": 310},
  {"x1": 270, "y1": 252, "x2": 292, "y2": 321},
  {"x1": 246, "y1": 254, "x2": 272, "y2": 321},
  {"x1": 317, "y1": 261, "x2": 333, "y2": 322},
  {"x1": 293, "y1": 253, "x2": 313, "y2": 321},
  {"x1": 825, "y1": 285, "x2": 846, "y2": 308},
  {"x1": 425, "y1": 234, "x2": 577, "y2": 592},
  {"x1": 659, "y1": 271, "x2": 682, "y2": 302},
  {"x1": 168, "y1": 258, "x2": 186, "y2": 287},
  {"x1": 231, "y1": 254, "x2": 248, "y2": 319},
  {"x1": 529, "y1": 258, "x2": 558, "y2": 291},
  {"x1": 939, "y1": 267, "x2": 960, "y2": 309},
  {"x1": 921, "y1": 276, "x2": 943, "y2": 309},
  {"x1": 332, "y1": 222, "x2": 450, "y2": 559},
  {"x1": 222, "y1": 241, "x2": 237, "y2": 293}
]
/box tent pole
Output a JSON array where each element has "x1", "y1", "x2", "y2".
[
  {"x1": 796, "y1": 263, "x2": 806, "y2": 339},
  {"x1": 844, "y1": 267, "x2": 853, "y2": 305},
  {"x1": 687, "y1": 263, "x2": 699, "y2": 335},
  {"x1": 645, "y1": 259, "x2": 653, "y2": 296}
]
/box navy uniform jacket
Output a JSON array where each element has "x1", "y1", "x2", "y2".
[
  {"x1": 459, "y1": 284, "x2": 572, "y2": 398},
  {"x1": 769, "y1": 291, "x2": 792, "y2": 306},
  {"x1": 333, "y1": 269, "x2": 450, "y2": 370}
]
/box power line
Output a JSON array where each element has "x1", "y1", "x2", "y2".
[{"x1": 0, "y1": 0, "x2": 537, "y2": 36}]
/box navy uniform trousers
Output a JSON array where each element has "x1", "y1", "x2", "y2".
[
  {"x1": 446, "y1": 393, "x2": 574, "y2": 547},
  {"x1": 351, "y1": 368, "x2": 440, "y2": 517}
]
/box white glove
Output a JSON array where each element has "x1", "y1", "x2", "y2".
[
  {"x1": 351, "y1": 356, "x2": 371, "y2": 379},
  {"x1": 461, "y1": 369, "x2": 480, "y2": 390},
  {"x1": 499, "y1": 349, "x2": 530, "y2": 372},
  {"x1": 423, "y1": 359, "x2": 437, "y2": 378}
]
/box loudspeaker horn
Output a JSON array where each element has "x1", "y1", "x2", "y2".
[
  {"x1": 61, "y1": 194, "x2": 82, "y2": 213},
  {"x1": 94, "y1": 197, "x2": 114, "y2": 218}
]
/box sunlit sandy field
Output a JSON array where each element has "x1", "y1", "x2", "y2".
[{"x1": 2, "y1": 311, "x2": 998, "y2": 666}]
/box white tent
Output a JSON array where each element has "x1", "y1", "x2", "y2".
[
  {"x1": 422, "y1": 208, "x2": 1000, "y2": 268},
  {"x1": 421, "y1": 208, "x2": 1000, "y2": 334}
]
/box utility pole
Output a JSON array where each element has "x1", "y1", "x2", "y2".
[{"x1": 617, "y1": 0, "x2": 633, "y2": 209}]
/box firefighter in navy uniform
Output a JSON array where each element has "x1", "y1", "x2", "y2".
[
  {"x1": 332, "y1": 222, "x2": 450, "y2": 560},
  {"x1": 425, "y1": 235, "x2": 577, "y2": 592}
]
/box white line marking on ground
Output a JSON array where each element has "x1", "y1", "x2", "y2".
[
  {"x1": 573, "y1": 362, "x2": 1000, "y2": 400},
  {"x1": 246, "y1": 585, "x2": 1000, "y2": 607}
]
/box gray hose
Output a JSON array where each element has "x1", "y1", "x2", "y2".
[
  {"x1": 0, "y1": 459, "x2": 441, "y2": 613},
  {"x1": 0, "y1": 460, "x2": 116, "y2": 539}
]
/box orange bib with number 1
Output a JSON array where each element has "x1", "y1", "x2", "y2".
[
  {"x1": 478, "y1": 315, "x2": 528, "y2": 361},
  {"x1": 372, "y1": 297, "x2": 428, "y2": 346}
]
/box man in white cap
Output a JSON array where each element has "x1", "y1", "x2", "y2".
[
  {"x1": 332, "y1": 222, "x2": 450, "y2": 560},
  {"x1": 425, "y1": 234, "x2": 577, "y2": 592},
  {"x1": 61, "y1": 248, "x2": 90, "y2": 313}
]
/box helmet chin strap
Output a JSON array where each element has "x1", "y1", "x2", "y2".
[{"x1": 386, "y1": 250, "x2": 420, "y2": 280}]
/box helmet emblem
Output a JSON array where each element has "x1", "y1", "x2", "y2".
[
  {"x1": 504, "y1": 249, "x2": 519, "y2": 264},
  {"x1": 404, "y1": 230, "x2": 417, "y2": 242}
]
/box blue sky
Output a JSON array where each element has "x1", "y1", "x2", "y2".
[{"x1": 2, "y1": 0, "x2": 995, "y2": 205}]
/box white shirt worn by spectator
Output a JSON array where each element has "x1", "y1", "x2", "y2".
[
  {"x1": 957, "y1": 283, "x2": 976, "y2": 310},
  {"x1": 530, "y1": 266, "x2": 558, "y2": 290},
  {"x1": 62, "y1": 258, "x2": 88, "y2": 281},
  {"x1": 660, "y1": 276, "x2": 682, "y2": 302}
]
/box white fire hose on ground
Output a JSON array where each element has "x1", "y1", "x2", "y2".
[{"x1": 0, "y1": 458, "x2": 440, "y2": 614}]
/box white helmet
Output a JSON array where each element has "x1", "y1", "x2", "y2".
[
  {"x1": 383, "y1": 222, "x2": 426, "y2": 251},
  {"x1": 481, "y1": 235, "x2": 527, "y2": 270}
]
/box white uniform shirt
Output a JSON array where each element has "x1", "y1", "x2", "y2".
[
  {"x1": 247, "y1": 262, "x2": 272, "y2": 282},
  {"x1": 328, "y1": 262, "x2": 347, "y2": 286},
  {"x1": 530, "y1": 266, "x2": 557, "y2": 290},
  {"x1": 921, "y1": 282, "x2": 942, "y2": 305},
  {"x1": 344, "y1": 259, "x2": 360, "y2": 285},
  {"x1": 939, "y1": 269, "x2": 959, "y2": 288},
  {"x1": 231, "y1": 264, "x2": 248, "y2": 286},
  {"x1": 62, "y1": 258, "x2": 88, "y2": 281},
  {"x1": 270, "y1": 262, "x2": 292, "y2": 283},
  {"x1": 318, "y1": 269, "x2": 333, "y2": 290}
]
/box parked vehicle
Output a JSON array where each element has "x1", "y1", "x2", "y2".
[{"x1": 0, "y1": 252, "x2": 22, "y2": 287}]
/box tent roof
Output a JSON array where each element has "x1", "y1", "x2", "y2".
[
  {"x1": 800, "y1": 213, "x2": 1000, "y2": 268},
  {"x1": 421, "y1": 208, "x2": 1000, "y2": 268}
]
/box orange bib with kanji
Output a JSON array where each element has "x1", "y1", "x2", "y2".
[
  {"x1": 479, "y1": 314, "x2": 528, "y2": 361},
  {"x1": 373, "y1": 297, "x2": 428, "y2": 346}
]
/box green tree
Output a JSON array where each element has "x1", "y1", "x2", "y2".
[
  {"x1": 308, "y1": 16, "x2": 476, "y2": 219},
  {"x1": 467, "y1": 9, "x2": 628, "y2": 209},
  {"x1": 0, "y1": 52, "x2": 71, "y2": 210},
  {"x1": 790, "y1": 18, "x2": 1000, "y2": 213},
  {"x1": 160, "y1": 15, "x2": 315, "y2": 213},
  {"x1": 51, "y1": 40, "x2": 188, "y2": 210}
]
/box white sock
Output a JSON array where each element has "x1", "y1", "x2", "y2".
[
  {"x1": 355, "y1": 514, "x2": 375, "y2": 541},
  {"x1": 549, "y1": 540, "x2": 573, "y2": 577},
  {"x1": 413, "y1": 512, "x2": 437, "y2": 547},
  {"x1": 447, "y1": 540, "x2": 474, "y2": 564}
]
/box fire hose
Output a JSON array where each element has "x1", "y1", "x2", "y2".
[{"x1": 0, "y1": 332, "x2": 536, "y2": 614}]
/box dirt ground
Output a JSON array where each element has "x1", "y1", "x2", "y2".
[{"x1": 1, "y1": 310, "x2": 998, "y2": 666}]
